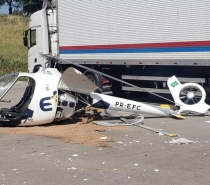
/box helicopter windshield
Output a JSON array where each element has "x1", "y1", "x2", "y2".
[{"x1": 0, "y1": 73, "x2": 19, "y2": 100}]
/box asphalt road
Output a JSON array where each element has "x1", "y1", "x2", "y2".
[
  {"x1": 0, "y1": 85, "x2": 210, "y2": 185},
  {"x1": 0, "y1": 115, "x2": 210, "y2": 185}
]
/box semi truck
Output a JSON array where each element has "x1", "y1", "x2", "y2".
[{"x1": 23, "y1": 0, "x2": 210, "y2": 96}]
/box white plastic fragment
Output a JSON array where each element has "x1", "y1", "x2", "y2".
[
  {"x1": 40, "y1": 153, "x2": 45, "y2": 155},
  {"x1": 169, "y1": 138, "x2": 195, "y2": 144},
  {"x1": 159, "y1": 133, "x2": 164, "y2": 136},
  {"x1": 128, "y1": 176, "x2": 131, "y2": 179},
  {"x1": 84, "y1": 179, "x2": 88, "y2": 181},
  {"x1": 100, "y1": 136, "x2": 107, "y2": 140},
  {"x1": 205, "y1": 121, "x2": 210, "y2": 123},
  {"x1": 117, "y1": 141, "x2": 123, "y2": 144},
  {"x1": 134, "y1": 164, "x2": 139, "y2": 166},
  {"x1": 70, "y1": 167, "x2": 77, "y2": 170},
  {"x1": 12, "y1": 169, "x2": 17, "y2": 171},
  {"x1": 72, "y1": 154, "x2": 79, "y2": 157},
  {"x1": 154, "y1": 169, "x2": 159, "y2": 172}
]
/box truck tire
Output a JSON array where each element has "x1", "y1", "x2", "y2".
[
  {"x1": 33, "y1": 65, "x2": 41, "y2": 73},
  {"x1": 86, "y1": 73, "x2": 97, "y2": 84}
]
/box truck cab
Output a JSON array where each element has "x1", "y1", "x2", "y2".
[{"x1": 23, "y1": 1, "x2": 57, "y2": 73}]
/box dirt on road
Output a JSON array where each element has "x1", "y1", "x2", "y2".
[{"x1": 0, "y1": 120, "x2": 126, "y2": 147}]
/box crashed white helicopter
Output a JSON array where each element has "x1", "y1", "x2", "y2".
[{"x1": 0, "y1": 66, "x2": 210, "y2": 126}]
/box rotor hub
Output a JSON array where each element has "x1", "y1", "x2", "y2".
[{"x1": 187, "y1": 92, "x2": 195, "y2": 99}]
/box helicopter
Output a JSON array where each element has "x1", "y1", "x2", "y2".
[{"x1": 0, "y1": 66, "x2": 209, "y2": 126}]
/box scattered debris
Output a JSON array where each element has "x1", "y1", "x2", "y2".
[
  {"x1": 168, "y1": 138, "x2": 195, "y2": 144},
  {"x1": 67, "y1": 167, "x2": 77, "y2": 170},
  {"x1": 133, "y1": 124, "x2": 177, "y2": 137},
  {"x1": 72, "y1": 154, "x2": 79, "y2": 157},
  {"x1": 117, "y1": 141, "x2": 123, "y2": 144},
  {"x1": 95, "y1": 129, "x2": 105, "y2": 132},
  {"x1": 158, "y1": 133, "x2": 164, "y2": 136},
  {"x1": 73, "y1": 108, "x2": 102, "y2": 123},
  {"x1": 94, "y1": 116, "x2": 178, "y2": 137}
]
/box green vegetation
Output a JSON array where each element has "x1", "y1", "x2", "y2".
[{"x1": 0, "y1": 15, "x2": 29, "y2": 76}]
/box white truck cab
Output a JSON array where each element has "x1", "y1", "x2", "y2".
[{"x1": 23, "y1": 1, "x2": 57, "y2": 72}]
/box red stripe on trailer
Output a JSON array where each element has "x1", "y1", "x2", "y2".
[{"x1": 59, "y1": 40, "x2": 210, "y2": 50}]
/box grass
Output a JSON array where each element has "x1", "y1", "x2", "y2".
[{"x1": 0, "y1": 15, "x2": 29, "y2": 76}]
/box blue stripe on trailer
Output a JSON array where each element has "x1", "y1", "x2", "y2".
[{"x1": 59, "y1": 46, "x2": 210, "y2": 54}]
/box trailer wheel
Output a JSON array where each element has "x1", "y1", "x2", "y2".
[{"x1": 86, "y1": 73, "x2": 97, "y2": 84}]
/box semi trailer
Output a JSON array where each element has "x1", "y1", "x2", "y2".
[{"x1": 23, "y1": 0, "x2": 210, "y2": 96}]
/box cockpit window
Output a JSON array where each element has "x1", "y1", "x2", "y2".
[
  {"x1": 0, "y1": 76, "x2": 34, "y2": 109},
  {"x1": 30, "y1": 29, "x2": 36, "y2": 47},
  {"x1": 0, "y1": 74, "x2": 18, "y2": 88}
]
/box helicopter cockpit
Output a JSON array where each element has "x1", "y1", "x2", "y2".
[{"x1": 0, "y1": 73, "x2": 35, "y2": 126}]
